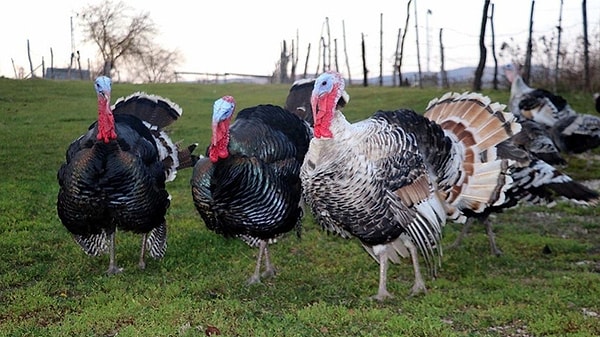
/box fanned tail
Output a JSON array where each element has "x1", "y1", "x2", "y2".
[
  {"x1": 112, "y1": 92, "x2": 190, "y2": 181},
  {"x1": 425, "y1": 92, "x2": 521, "y2": 220},
  {"x1": 112, "y1": 92, "x2": 182, "y2": 128}
]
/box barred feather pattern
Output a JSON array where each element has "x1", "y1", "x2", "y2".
[
  {"x1": 191, "y1": 104, "x2": 311, "y2": 244},
  {"x1": 146, "y1": 221, "x2": 167, "y2": 259},
  {"x1": 73, "y1": 232, "x2": 109, "y2": 256},
  {"x1": 113, "y1": 92, "x2": 198, "y2": 181},
  {"x1": 301, "y1": 110, "x2": 448, "y2": 277},
  {"x1": 424, "y1": 92, "x2": 521, "y2": 219},
  {"x1": 57, "y1": 97, "x2": 174, "y2": 264}
]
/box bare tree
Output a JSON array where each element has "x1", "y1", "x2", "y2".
[
  {"x1": 397, "y1": 0, "x2": 412, "y2": 87},
  {"x1": 582, "y1": 0, "x2": 590, "y2": 91},
  {"x1": 379, "y1": 13, "x2": 383, "y2": 86},
  {"x1": 342, "y1": 20, "x2": 352, "y2": 84},
  {"x1": 524, "y1": 0, "x2": 535, "y2": 83},
  {"x1": 554, "y1": 0, "x2": 564, "y2": 92},
  {"x1": 129, "y1": 45, "x2": 182, "y2": 83},
  {"x1": 414, "y1": 0, "x2": 422, "y2": 88},
  {"x1": 473, "y1": 0, "x2": 491, "y2": 91},
  {"x1": 439, "y1": 28, "x2": 449, "y2": 88},
  {"x1": 78, "y1": 0, "x2": 176, "y2": 81},
  {"x1": 489, "y1": 3, "x2": 499, "y2": 89}
]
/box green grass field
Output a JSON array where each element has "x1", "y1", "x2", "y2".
[{"x1": 0, "y1": 77, "x2": 599, "y2": 336}]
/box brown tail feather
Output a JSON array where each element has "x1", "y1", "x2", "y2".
[
  {"x1": 424, "y1": 92, "x2": 520, "y2": 219},
  {"x1": 177, "y1": 142, "x2": 200, "y2": 170}
]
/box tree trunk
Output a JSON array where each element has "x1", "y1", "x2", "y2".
[
  {"x1": 554, "y1": 0, "x2": 564, "y2": 92},
  {"x1": 439, "y1": 28, "x2": 449, "y2": 88},
  {"x1": 379, "y1": 13, "x2": 383, "y2": 86},
  {"x1": 303, "y1": 43, "x2": 311, "y2": 78},
  {"x1": 361, "y1": 33, "x2": 368, "y2": 87},
  {"x1": 490, "y1": 3, "x2": 499, "y2": 90},
  {"x1": 473, "y1": 0, "x2": 490, "y2": 91},
  {"x1": 394, "y1": 28, "x2": 401, "y2": 87},
  {"x1": 582, "y1": 0, "x2": 590, "y2": 92},
  {"x1": 342, "y1": 20, "x2": 352, "y2": 83},
  {"x1": 27, "y1": 39, "x2": 35, "y2": 78},
  {"x1": 334, "y1": 39, "x2": 339, "y2": 72},
  {"x1": 398, "y1": 0, "x2": 412, "y2": 86},
  {"x1": 524, "y1": 0, "x2": 535, "y2": 83},
  {"x1": 414, "y1": 0, "x2": 423, "y2": 88}
]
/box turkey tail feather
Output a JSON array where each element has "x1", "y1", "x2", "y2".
[
  {"x1": 425, "y1": 92, "x2": 520, "y2": 218},
  {"x1": 176, "y1": 142, "x2": 200, "y2": 170},
  {"x1": 146, "y1": 221, "x2": 167, "y2": 259},
  {"x1": 73, "y1": 232, "x2": 109, "y2": 256},
  {"x1": 112, "y1": 92, "x2": 182, "y2": 128}
]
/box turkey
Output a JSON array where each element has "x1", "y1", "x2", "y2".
[
  {"x1": 191, "y1": 96, "x2": 312, "y2": 284},
  {"x1": 447, "y1": 130, "x2": 599, "y2": 256},
  {"x1": 284, "y1": 78, "x2": 348, "y2": 126},
  {"x1": 57, "y1": 76, "x2": 197, "y2": 274},
  {"x1": 505, "y1": 63, "x2": 600, "y2": 154},
  {"x1": 301, "y1": 71, "x2": 520, "y2": 301}
]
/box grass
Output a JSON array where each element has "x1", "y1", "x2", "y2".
[{"x1": 1, "y1": 77, "x2": 599, "y2": 336}]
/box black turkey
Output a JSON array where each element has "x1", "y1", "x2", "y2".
[
  {"x1": 57, "y1": 76, "x2": 197, "y2": 274},
  {"x1": 505, "y1": 63, "x2": 600, "y2": 154},
  {"x1": 301, "y1": 71, "x2": 521, "y2": 300},
  {"x1": 191, "y1": 96, "x2": 312, "y2": 284},
  {"x1": 284, "y1": 78, "x2": 348, "y2": 126}
]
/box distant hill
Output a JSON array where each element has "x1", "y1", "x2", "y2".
[{"x1": 349, "y1": 66, "x2": 507, "y2": 88}]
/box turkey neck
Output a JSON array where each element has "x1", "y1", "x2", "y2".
[
  {"x1": 209, "y1": 119, "x2": 231, "y2": 163},
  {"x1": 97, "y1": 94, "x2": 117, "y2": 143}
]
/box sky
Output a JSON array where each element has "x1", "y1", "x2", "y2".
[{"x1": 1, "y1": 0, "x2": 599, "y2": 81}]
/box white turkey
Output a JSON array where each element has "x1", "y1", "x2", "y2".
[
  {"x1": 57, "y1": 76, "x2": 197, "y2": 274},
  {"x1": 284, "y1": 78, "x2": 348, "y2": 127},
  {"x1": 301, "y1": 71, "x2": 521, "y2": 301},
  {"x1": 191, "y1": 96, "x2": 312, "y2": 284},
  {"x1": 505, "y1": 63, "x2": 600, "y2": 154}
]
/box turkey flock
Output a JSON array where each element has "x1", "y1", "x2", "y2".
[{"x1": 57, "y1": 66, "x2": 599, "y2": 301}]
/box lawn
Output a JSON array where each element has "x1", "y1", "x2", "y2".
[{"x1": 0, "y1": 77, "x2": 599, "y2": 336}]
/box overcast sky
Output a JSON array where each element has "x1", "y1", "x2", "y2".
[{"x1": 2, "y1": 0, "x2": 599, "y2": 81}]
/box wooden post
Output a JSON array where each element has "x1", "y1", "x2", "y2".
[
  {"x1": 473, "y1": 0, "x2": 490, "y2": 91},
  {"x1": 399, "y1": 0, "x2": 412, "y2": 86},
  {"x1": 582, "y1": 0, "x2": 590, "y2": 91},
  {"x1": 554, "y1": 0, "x2": 564, "y2": 92},
  {"x1": 379, "y1": 13, "x2": 383, "y2": 86},
  {"x1": 27, "y1": 39, "x2": 35, "y2": 78},
  {"x1": 490, "y1": 3, "x2": 499, "y2": 90},
  {"x1": 303, "y1": 43, "x2": 311, "y2": 78},
  {"x1": 393, "y1": 28, "x2": 401, "y2": 87},
  {"x1": 524, "y1": 0, "x2": 535, "y2": 83},
  {"x1": 326, "y1": 17, "x2": 331, "y2": 71},
  {"x1": 334, "y1": 39, "x2": 339, "y2": 72},
  {"x1": 342, "y1": 20, "x2": 352, "y2": 84},
  {"x1": 361, "y1": 33, "x2": 368, "y2": 87},
  {"x1": 11, "y1": 58, "x2": 17, "y2": 78},
  {"x1": 50, "y1": 48, "x2": 54, "y2": 79},
  {"x1": 439, "y1": 28, "x2": 449, "y2": 88},
  {"x1": 414, "y1": 0, "x2": 422, "y2": 88}
]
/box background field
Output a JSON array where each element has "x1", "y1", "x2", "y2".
[{"x1": 0, "y1": 78, "x2": 599, "y2": 336}]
